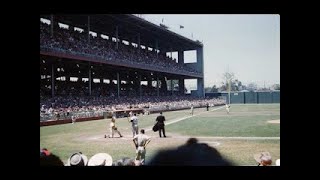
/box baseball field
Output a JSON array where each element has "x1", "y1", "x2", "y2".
[{"x1": 40, "y1": 104, "x2": 280, "y2": 166}]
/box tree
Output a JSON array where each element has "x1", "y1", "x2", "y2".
[
  {"x1": 246, "y1": 83, "x2": 258, "y2": 92},
  {"x1": 211, "y1": 85, "x2": 218, "y2": 92},
  {"x1": 220, "y1": 72, "x2": 243, "y2": 92},
  {"x1": 205, "y1": 87, "x2": 212, "y2": 93},
  {"x1": 272, "y1": 84, "x2": 280, "y2": 90},
  {"x1": 205, "y1": 85, "x2": 218, "y2": 93}
]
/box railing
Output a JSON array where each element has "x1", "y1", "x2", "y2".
[{"x1": 40, "y1": 110, "x2": 104, "y2": 121}]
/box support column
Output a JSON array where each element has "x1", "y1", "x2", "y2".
[
  {"x1": 88, "y1": 16, "x2": 90, "y2": 44},
  {"x1": 138, "y1": 33, "x2": 140, "y2": 52},
  {"x1": 117, "y1": 72, "x2": 120, "y2": 98},
  {"x1": 50, "y1": 15, "x2": 54, "y2": 37},
  {"x1": 89, "y1": 66, "x2": 92, "y2": 96},
  {"x1": 171, "y1": 79, "x2": 174, "y2": 95},
  {"x1": 116, "y1": 26, "x2": 119, "y2": 50},
  {"x1": 179, "y1": 78, "x2": 185, "y2": 95},
  {"x1": 178, "y1": 50, "x2": 184, "y2": 65},
  {"x1": 148, "y1": 79, "x2": 152, "y2": 96},
  {"x1": 51, "y1": 64, "x2": 55, "y2": 97},
  {"x1": 155, "y1": 39, "x2": 158, "y2": 57},
  {"x1": 157, "y1": 76, "x2": 159, "y2": 97},
  {"x1": 197, "y1": 78, "x2": 204, "y2": 98},
  {"x1": 197, "y1": 47, "x2": 204, "y2": 97},
  {"x1": 139, "y1": 75, "x2": 142, "y2": 99}
]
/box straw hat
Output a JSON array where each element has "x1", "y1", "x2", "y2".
[
  {"x1": 66, "y1": 152, "x2": 88, "y2": 166},
  {"x1": 88, "y1": 153, "x2": 113, "y2": 166}
]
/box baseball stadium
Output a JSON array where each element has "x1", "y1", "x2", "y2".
[{"x1": 40, "y1": 14, "x2": 280, "y2": 166}]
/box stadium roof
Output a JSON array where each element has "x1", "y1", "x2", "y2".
[{"x1": 40, "y1": 14, "x2": 203, "y2": 52}]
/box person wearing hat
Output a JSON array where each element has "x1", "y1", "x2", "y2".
[
  {"x1": 254, "y1": 152, "x2": 272, "y2": 166},
  {"x1": 66, "y1": 152, "x2": 88, "y2": 166},
  {"x1": 105, "y1": 116, "x2": 123, "y2": 138},
  {"x1": 133, "y1": 129, "x2": 151, "y2": 164},
  {"x1": 88, "y1": 153, "x2": 113, "y2": 166}
]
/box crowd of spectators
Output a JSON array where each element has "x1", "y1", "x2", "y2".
[
  {"x1": 40, "y1": 95, "x2": 225, "y2": 121},
  {"x1": 40, "y1": 138, "x2": 234, "y2": 166},
  {"x1": 40, "y1": 22, "x2": 222, "y2": 121},
  {"x1": 40, "y1": 22, "x2": 201, "y2": 76},
  {"x1": 40, "y1": 78, "x2": 172, "y2": 98}
]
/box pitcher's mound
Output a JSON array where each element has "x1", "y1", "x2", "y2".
[{"x1": 268, "y1": 119, "x2": 280, "y2": 124}]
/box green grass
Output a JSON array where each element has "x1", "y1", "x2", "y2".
[
  {"x1": 215, "y1": 139, "x2": 280, "y2": 166},
  {"x1": 167, "y1": 115, "x2": 280, "y2": 137},
  {"x1": 40, "y1": 104, "x2": 280, "y2": 165}
]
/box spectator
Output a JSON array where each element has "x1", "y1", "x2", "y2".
[
  {"x1": 113, "y1": 157, "x2": 136, "y2": 166},
  {"x1": 40, "y1": 154, "x2": 65, "y2": 166},
  {"x1": 147, "y1": 138, "x2": 233, "y2": 166},
  {"x1": 254, "y1": 152, "x2": 272, "y2": 166},
  {"x1": 66, "y1": 152, "x2": 88, "y2": 166},
  {"x1": 88, "y1": 153, "x2": 113, "y2": 166}
]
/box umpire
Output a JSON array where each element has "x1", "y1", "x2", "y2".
[{"x1": 156, "y1": 112, "x2": 166, "y2": 138}]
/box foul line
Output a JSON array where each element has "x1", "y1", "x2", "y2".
[{"x1": 145, "y1": 106, "x2": 225, "y2": 132}]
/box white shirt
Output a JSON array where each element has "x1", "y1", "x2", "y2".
[
  {"x1": 133, "y1": 134, "x2": 150, "y2": 147},
  {"x1": 130, "y1": 116, "x2": 138, "y2": 126}
]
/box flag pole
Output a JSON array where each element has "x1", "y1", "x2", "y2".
[
  {"x1": 228, "y1": 78, "x2": 231, "y2": 105},
  {"x1": 227, "y1": 65, "x2": 231, "y2": 105}
]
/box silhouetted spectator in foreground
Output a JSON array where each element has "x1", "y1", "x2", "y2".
[
  {"x1": 147, "y1": 138, "x2": 233, "y2": 166},
  {"x1": 40, "y1": 148, "x2": 64, "y2": 166}
]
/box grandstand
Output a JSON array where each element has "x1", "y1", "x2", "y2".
[{"x1": 40, "y1": 14, "x2": 211, "y2": 123}]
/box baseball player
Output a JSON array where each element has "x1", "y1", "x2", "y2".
[
  {"x1": 129, "y1": 113, "x2": 139, "y2": 137},
  {"x1": 105, "y1": 117, "x2": 123, "y2": 138},
  {"x1": 225, "y1": 104, "x2": 230, "y2": 114},
  {"x1": 190, "y1": 104, "x2": 194, "y2": 115},
  {"x1": 133, "y1": 129, "x2": 151, "y2": 165}
]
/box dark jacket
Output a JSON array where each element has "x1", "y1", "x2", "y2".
[{"x1": 156, "y1": 115, "x2": 165, "y2": 128}]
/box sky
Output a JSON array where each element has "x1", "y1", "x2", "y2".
[{"x1": 140, "y1": 14, "x2": 280, "y2": 89}]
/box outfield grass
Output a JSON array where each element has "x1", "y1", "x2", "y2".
[{"x1": 40, "y1": 104, "x2": 280, "y2": 165}]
